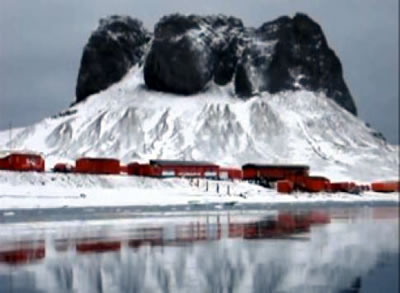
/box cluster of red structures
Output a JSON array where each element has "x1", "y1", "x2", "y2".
[
  {"x1": 242, "y1": 164, "x2": 400, "y2": 194},
  {"x1": 0, "y1": 152, "x2": 399, "y2": 193}
]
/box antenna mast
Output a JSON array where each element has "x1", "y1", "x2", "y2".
[{"x1": 9, "y1": 121, "x2": 12, "y2": 150}]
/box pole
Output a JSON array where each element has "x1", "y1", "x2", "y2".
[{"x1": 9, "y1": 121, "x2": 12, "y2": 149}]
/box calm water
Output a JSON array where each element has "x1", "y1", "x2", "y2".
[{"x1": 0, "y1": 205, "x2": 398, "y2": 293}]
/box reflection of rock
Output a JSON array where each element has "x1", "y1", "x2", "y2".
[{"x1": 76, "y1": 16, "x2": 151, "y2": 102}]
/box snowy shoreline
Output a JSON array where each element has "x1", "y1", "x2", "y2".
[{"x1": 0, "y1": 171, "x2": 398, "y2": 211}]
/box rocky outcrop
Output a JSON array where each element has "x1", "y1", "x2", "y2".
[
  {"x1": 76, "y1": 13, "x2": 357, "y2": 115},
  {"x1": 75, "y1": 15, "x2": 151, "y2": 103},
  {"x1": 144, "y1": 14, "x2": 244, "y2": 95},
  {"x1": 234, "y1": 14, "x2": 357, "y2": 114},
  {"x1": 142, "y1": 13, "x2": 356, "y2": 114}
]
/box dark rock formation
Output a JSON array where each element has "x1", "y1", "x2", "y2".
[
  {"x1": 143, "y1": 13, "x2": 356, "y2": 114},
  {"x1": 144, "y1": 14, "x2": 215, "y2": 95},
  {"x1": 76, "y1": 13, "x2": 357, "y2": 115},
  {"x1": 144, "y1": 14, "x2": 244, "y2": 95},
  {"x1": 75, "y1": 15, "x2": 151, "y2": 102},
  {"x1": 234, "y1": 13, "x2": 357, "y2": 114}
]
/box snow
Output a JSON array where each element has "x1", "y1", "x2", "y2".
[
  {"x1": 0, "y1": 66, "x2": 398, "y2": 210},
  {"x1": 0, "y1": 171, "x2": 397, "y2": 210}
]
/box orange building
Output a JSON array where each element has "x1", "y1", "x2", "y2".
[
  {"x1": 0, "y1": 152, "x2": 45, "y2": 172},
  {"x1": 218, "y1": 167, "x2": 243, "y2": 180},
  {"x1": 75, "y1": 157, "x2": 120, "y2": 175}
]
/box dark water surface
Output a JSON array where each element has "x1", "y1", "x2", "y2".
[{"x1": 0, "y1": 205, "x2": 398, "y2": 293}]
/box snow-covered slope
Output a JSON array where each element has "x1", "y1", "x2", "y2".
[{"x1": 0, "y1": 67, "x2": 398, "y2": 182}]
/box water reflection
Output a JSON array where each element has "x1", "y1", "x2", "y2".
[{"x1": 0, "y1": 207, "x2": 398, "y2": 293}]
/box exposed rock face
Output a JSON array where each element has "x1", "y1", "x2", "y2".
[
  {"x1": 235, "y1": 14, "x2": 357, "y2": 114},
  {"x1": 144, "y1": 14, "x2": 244, "y2": 95},
  {"x1": 143, "y1": 13, "x2": 356, "y2": 114},
  {"x1": 76, "y1": 13, "x2": 357, "y2": 115},
  {"x1": 76, "y1": 16, "x2": 151, "y2": 102}
]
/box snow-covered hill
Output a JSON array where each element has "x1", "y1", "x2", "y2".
[{"x1": 0, "y1": 67, "x2": 398, "y2": 182}]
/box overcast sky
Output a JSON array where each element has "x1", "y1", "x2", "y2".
[{"x1": 0, "y1": 0, "x2": 398, "y2": 143}]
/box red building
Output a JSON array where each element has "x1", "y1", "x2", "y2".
[
  {"x1": 127, "y1": 162, "x2": 159, "y2": 177},
  {"x1": 52, "y1": 163, "x2": 74, "y2": 173},
  {"x1": 242, "y1": 164, "x2": 309, "y2": 186},
  {"x1": 277, "y1": 180, "x2": 294, "y2": 193},
  {"x1": 329, "y1": 182, "x2": 357, "y2": 193},
  {"x1": 218, "y1": 167, "x2": 243, "y2": 180},
  {"x1": 302, "y1": 176, "x2": 331, "y2": 192},
  {"x1": 371, "y1": 181, "x2": 400, "y2": 193},
  {"x1": 75, "y1": 157, "x2": 120, "y2": 175},
  {"x1": 0, "y1": 152, "x2": 45, "y2": 172},
  {"x1": 128, "y1": 160, "x2": 219, "y2": 178}
]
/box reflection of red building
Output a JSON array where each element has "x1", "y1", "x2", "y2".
[
  {"x1": 229, "y1": 211, "x2": 330, "y2": 239},
  {"x1": 372, "y1": 207, "x2": 399, "y2": 219},
  {"x1": 0, "y1": 152, "x2": 45, "y2": 172},
  {"x1": 76, "y1": 241, "x2": 121, "y2": 253},
  {"x1": 0, "y1": 211, "x2": 331, "y2": 266},
  {"x1": 229, "y1": 213, "x2": 309, "y2": 239},
  {"x1": 0, "y1": 247, "x2": 45, "y2": 265}
]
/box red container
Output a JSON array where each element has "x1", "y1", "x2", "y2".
[
  {"x1": 75, "y1": 157, "x2": 120, "y2": 175},
  {"x1": 53, "y1": 163, "x2": 74, "y2": 173},
  {"x1": 127, "y1": 162, "x2": 141, "y2": 175},
  {"x1": 0, "y1": 153, "x2": 45, "y2": 172},
  {"x1": 371, "y1": 181, "x2": 400, "y2": 193},
  {"x1": 277, "y1": 180, "x2": 294, "y2": 193},
  {"x1": 303, "y1": 176, "x2": 330, "y2": 192},
  {"x1": 330, "y1": 182, "x2": 358, "y2": 192}
]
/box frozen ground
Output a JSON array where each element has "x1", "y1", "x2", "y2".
[{"x1": 0, "y1": 171, "x2": 397, "y2": 210}]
